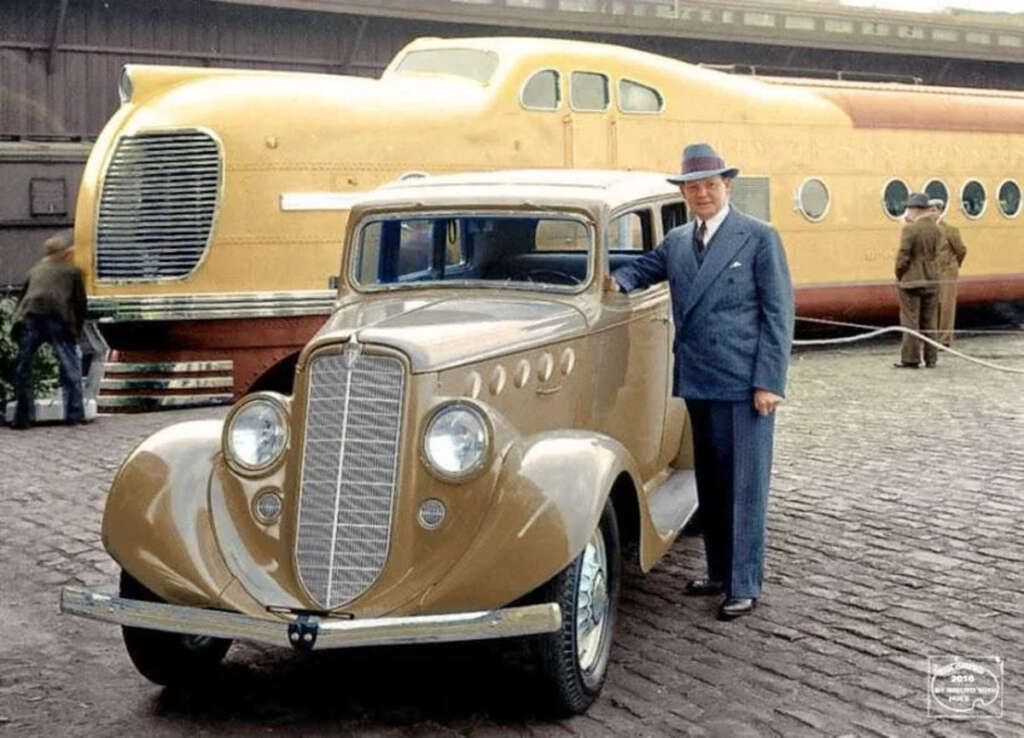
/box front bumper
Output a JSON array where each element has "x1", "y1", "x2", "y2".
[{"x1": 60, "y1": 587, "x2": 561, "y2": 650}]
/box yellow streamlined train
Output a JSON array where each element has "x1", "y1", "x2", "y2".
[{"x1": 76, "y1": 35, "x2": 1024, "y2": 397}]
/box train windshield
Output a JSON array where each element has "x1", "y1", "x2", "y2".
[
  {"x1": 394, "y1": 49, "x2": 499, "y2": 84},
  {"x1": 351, "y1": 214, "x2": 592, "y2": 291}
]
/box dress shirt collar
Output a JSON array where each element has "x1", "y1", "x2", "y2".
[{"x1": 695, "y1": 202, "x2": 730, "y2": 245}]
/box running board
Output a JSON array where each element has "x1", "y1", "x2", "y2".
[{"x1": 648, "y1": 467, "x2": 698, "y2": 537}]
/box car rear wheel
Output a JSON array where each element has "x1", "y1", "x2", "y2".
[
  {"x1": 533, "y1": 497, "x2": 620, "y2": 715},
  {"x1": 119, "y1": 570, "x2": 232, "y2": 687}
]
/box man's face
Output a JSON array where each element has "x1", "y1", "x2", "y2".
[
  {"x1": 680, "y1": 175, "x2": 731, "y2": 221},
  {"x1": 905, "y1": 207, "x2": 924, "y2": 223}
]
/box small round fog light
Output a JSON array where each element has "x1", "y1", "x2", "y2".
[
  {"x1": 418, "y1": 498, "x2": 446, "y2": 530},
  {"x1": 254, "y1": 489, "x2": 283, "y2": 524}
]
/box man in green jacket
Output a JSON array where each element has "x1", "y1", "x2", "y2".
[
  {"x1": 894, "y1": 193, "x2": 941, "y2": 368},
  {"x1": 11, "y1": 230, "x2": 87, "y2": 428}
]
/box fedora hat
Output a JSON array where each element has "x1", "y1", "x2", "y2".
[
  {"x1": 906, "y1": 192, "x2": 930, "y2": 209},
  {"x1": 667, "y1": 143, "x2": 739, "y2": 184}
]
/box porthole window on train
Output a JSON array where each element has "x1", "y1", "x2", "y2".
[
  {"x1": 883, "y1": 179, "x2": 909, "y2": 219},
  {"x1": 961, "y1": 180, "x2": 987, "y2": 219},
  {"x1": 923, "y1": 179, "x2": 949, "y2": 214},
  {"x1": 521, "y1": 70, "x2": 560, "y2": 111},
  {"x1": 618, "y1": 79, "x2": 663, "y2": 113},
  {"x1": 796, "y1": 178, "x2": 829, "y2": 221},
  {"x1": 998, "y1": 180, "x2": 1021, "y2": 218},
  {"x1": 571, "y1": 71, "x2": 609, "y2": 111}
]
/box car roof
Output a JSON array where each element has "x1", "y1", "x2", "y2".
[{"x1": 360, "y1": 169, "x2": 680, "y2": 214}]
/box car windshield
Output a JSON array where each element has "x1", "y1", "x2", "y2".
[
  {"x1": 351, "y1": 214, "x2": 592, "y2": 291},
  {"x1": 393, "y1": 49, "x2": 499, "y2": 84}
]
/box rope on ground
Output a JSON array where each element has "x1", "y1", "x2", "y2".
[
  {"x1": 797, "y1": 315, "x2": 1023, "y2": 336},
  {"x1": 792, "y1": 321, "x2": 1024, "y2": 374}
]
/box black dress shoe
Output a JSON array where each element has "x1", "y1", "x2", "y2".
[
  {"x1": 892, "y1": 362, "x2": 919, "y2": 369},
  {"x1": 717, "y1": 597, "x2": 756, "y2": 620},
  {"x1": 684, "y1": 579, "x2": 724, "y2": 596}
]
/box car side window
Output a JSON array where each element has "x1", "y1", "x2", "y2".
[
  {"x1": 661, "y1": 201, "x2": 687, "y2": 234},
  {"x1": 608, "y1": 211, "x2": 651, "y2": 252}
]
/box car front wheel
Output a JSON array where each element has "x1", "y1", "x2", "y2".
[
  {"x1": 533, "y1": 497, "x2": 621, "y2": 715},
  {"x1": 119, "y1": 570, "x2": 232, "y2": 687}
]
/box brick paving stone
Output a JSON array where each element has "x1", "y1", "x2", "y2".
[{"x1": 1, "y1": 331, "x2": 1022, "y2": 736}]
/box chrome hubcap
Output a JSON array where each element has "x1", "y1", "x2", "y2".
[{"x1": 576, "y1": 527, "x2": 609, "y2": 671}]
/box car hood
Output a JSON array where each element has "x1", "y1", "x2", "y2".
[{"x1": 314, "y1": 294, "x2": 588, "y2": 372}]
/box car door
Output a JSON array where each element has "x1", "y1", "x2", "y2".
[{"x1": 593, "y1": 206, "x2": 670, "y2": 479}]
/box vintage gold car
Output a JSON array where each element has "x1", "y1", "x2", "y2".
[{"x1": 61, "y1": 169, "x2": 699, "y2": 714}]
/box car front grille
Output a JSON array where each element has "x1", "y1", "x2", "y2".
[
  {"x1": 295, "y1": 347, "x2": 405, "y2": 610},
  {"x1": 96, "y1": 130, "x2": 220, "y2": 281}
]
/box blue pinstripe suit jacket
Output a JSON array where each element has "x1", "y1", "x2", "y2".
[{"x1": 613, "y1": 206, "x2": 794, "y2": 401}]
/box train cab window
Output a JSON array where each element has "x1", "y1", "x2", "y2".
[
  {"x1": 998, "y1": 180, "x2": 1021, "y2": 218},
  {"x1": 796, "y1": 178, "x2": 829, "y2": 221},
  {"x1": 618, "y1": 79, "x2": 664, "y2": 113},
  {"x1": 960, "y1": 180, "x2": 987, "y2": 219},
  {"x1": 924, "y1": 179, "x2": 949, "y2": 214},
  {"x1": 571, "y1": 72, "x2": 609, "y2": 111},
  {"x1": 394, "y1": 49, "x2": 499, "y2": 84},
  {"x1": 662, "y1": 201, "x2": 687, "y2": 233},
  {"x1": 608, "y1": 210, "x2": 651, "y2": 251},
  {"x1": 883, "y1": 179, "x2": 909, "y2": 219},
  {"x1": 521, "y1": 70, "x2": 561, "y2": 111}
]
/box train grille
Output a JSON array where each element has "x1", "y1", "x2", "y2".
[
  {"x1": 96, "y1": 130, "x2": 220, "y2": 281},
  {"x1": 296, "y1": 349, "x2": 404, "y2": 609}
]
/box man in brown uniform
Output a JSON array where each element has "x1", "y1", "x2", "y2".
[
  {"x1": 11, "y1": 230, "x2": 87, "y2": 428},
  {"x1": 929, "y1": 198, "x2": 967, "y2": 346},
  {"x1": 894, "y1": 193, "x2": 942, "y2": 368}
]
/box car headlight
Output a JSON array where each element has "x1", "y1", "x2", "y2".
[
  {"x1": 423, "y1": 403, "x2": 489, "y2": 480},
  {"x1": 225, "y1": 396, "x2": 288, "y2": 473}
]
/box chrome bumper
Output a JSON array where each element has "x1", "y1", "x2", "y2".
[{"x1": 60, "y1": 587, "x2": 561, "y2": 650}]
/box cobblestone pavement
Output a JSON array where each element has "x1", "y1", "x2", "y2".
[{"x1": 1, "y1": 333, "x2": 1022, "y2": 737}]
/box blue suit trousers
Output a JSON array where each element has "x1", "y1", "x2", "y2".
[{"x1": 685, "y1": 398, "x2": 774, "y2": 599}]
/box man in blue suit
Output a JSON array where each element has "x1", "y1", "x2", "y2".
[{"x1": 611, "y1": 143, "x2": 794, "y2": 620}]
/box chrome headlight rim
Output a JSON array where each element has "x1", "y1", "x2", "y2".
[
  {"x1": 421, "y1": 400, "x2": 492, "y2": 483},
  {"x1": 223, "y1": 392, "x2": 290, "y2": 476}
]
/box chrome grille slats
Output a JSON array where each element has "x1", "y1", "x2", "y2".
[
  {"x1": 296, "y1": 350, "x2": 405, "y2": 610},
  {"x1": 96, "y1": 130, "x2": 221, "y2": 281}
]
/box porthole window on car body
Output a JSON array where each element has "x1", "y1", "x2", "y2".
[
  {"x1": 571, "y1": 71, "x2": 609, "y2": 111},
  {"x1": 796, "y1": 178, "x2": 829, "y2": 221},
  {"x1": 618, "y1": 79, "x2": 663, "y2": 113},
  {"x1": 961, "y1": 179, "x2": 987, "y2": 219},
  {"x1": 923, "y1": 179, "x2": 949, "y2": 214},
  {"x1": 882, "y1": 179, "x2": 909, "y2": 219},
  {"x1": 521, "y1": 69, "x2": 560, "y2": 110},
  {"x1": 998, "y1": 179, "x2": 1021, "y2": 217}
]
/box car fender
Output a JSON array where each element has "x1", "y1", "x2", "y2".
[
  {"x1": 101, "y1": 420, "x2": 247, "y2": 611},
  {"x1": 417, "y1": 429, "x2": 644, "y2": 612}
]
